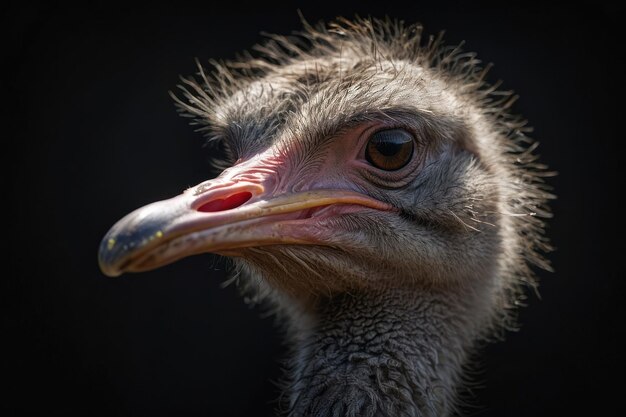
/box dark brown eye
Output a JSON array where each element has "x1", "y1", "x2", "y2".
[{"x1": 365, "y1": 129, "x2": 414, "y2": 171}]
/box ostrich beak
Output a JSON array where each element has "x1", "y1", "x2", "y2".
[{"x1": 98, "y1": 177, "x2": 391, "y2": 277}]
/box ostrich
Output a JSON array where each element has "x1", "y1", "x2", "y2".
[{"x1": 99, "y1": 17, "x2": 552, "y2": 416}]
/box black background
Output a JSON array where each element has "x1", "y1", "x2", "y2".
[{"x1": 3, "y1": 2, "x2": 623, "y2": 416}]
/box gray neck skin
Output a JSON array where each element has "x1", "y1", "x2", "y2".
[{"x1": 283, "y1": 288, "x2": 481, "y2": 417}]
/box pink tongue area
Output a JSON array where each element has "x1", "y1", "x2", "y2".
[{"x1": 197, "y1": 191, "x2": 253, "y2": 213}]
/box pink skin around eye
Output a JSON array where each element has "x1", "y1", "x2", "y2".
[
  {"x1": 191, "y1": 121, "x2": 389, "y2": 213},
  {"x1": 275, "y1": 123, "x2": 382, "y2": 192}
]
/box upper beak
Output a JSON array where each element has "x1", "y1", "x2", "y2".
[{"x1": 98, "y1": 177, "x2": 391, "y2": 277}]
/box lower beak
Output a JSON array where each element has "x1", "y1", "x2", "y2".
[{"x1": 98, "y1": 184, "x2": 391, "y2": 277}]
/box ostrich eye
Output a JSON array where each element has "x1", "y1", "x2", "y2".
[{"x1": 365, "y1": 129, "x2": 415, "y2": 171}]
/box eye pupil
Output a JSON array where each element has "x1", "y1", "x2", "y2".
[
  {"x1": 365, "y1": 129, "x2": 415, "y2": 171},
  {"x1": 375, "y1": 138, "x2": 405, "y2": 157}
]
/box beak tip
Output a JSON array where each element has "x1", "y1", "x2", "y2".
[
  {"x1": 101, "y1": 269, "x2": 123, "y2": 278},
  {"x1": 98, "y1": 254, "x2": 123, "y2": 278},
  {"x1": 98, "y1": 234, "x2": 126, "y2": 277}
]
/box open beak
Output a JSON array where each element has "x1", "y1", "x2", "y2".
[{"x1": 98, "y1": 177, "x2": 391, "y2": 277}]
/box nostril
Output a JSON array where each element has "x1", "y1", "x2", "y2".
[{"x1": 197, "y1": 191, "x2": 253, "y2": 213}]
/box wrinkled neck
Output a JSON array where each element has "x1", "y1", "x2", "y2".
[{"x1": 283, "y1": 288, "x2": 485, "y2": 417}]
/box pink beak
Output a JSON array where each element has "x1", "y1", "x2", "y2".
[{"x1": 98, "y1": 159, "x2": 392, "y2": 277}]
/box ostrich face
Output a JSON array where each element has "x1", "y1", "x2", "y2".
[{"x1": 99, "y1": 19, "x2": 548, "y2": 305}]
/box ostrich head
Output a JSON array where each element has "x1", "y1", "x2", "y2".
[{"x1": 99, "y1": 17, "x2": 552, "y2": 416}]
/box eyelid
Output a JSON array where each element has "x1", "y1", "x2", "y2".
[
  {"x1": 357, "y1": 124, "x2": 417, "y2": 158},
  {"x1": 370, "y1": 128, "x2": 414, "y2": 143}
]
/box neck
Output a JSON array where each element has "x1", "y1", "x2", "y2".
[{"x1": 282, "y1": 287, "x2": 487, "y2": 417}]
